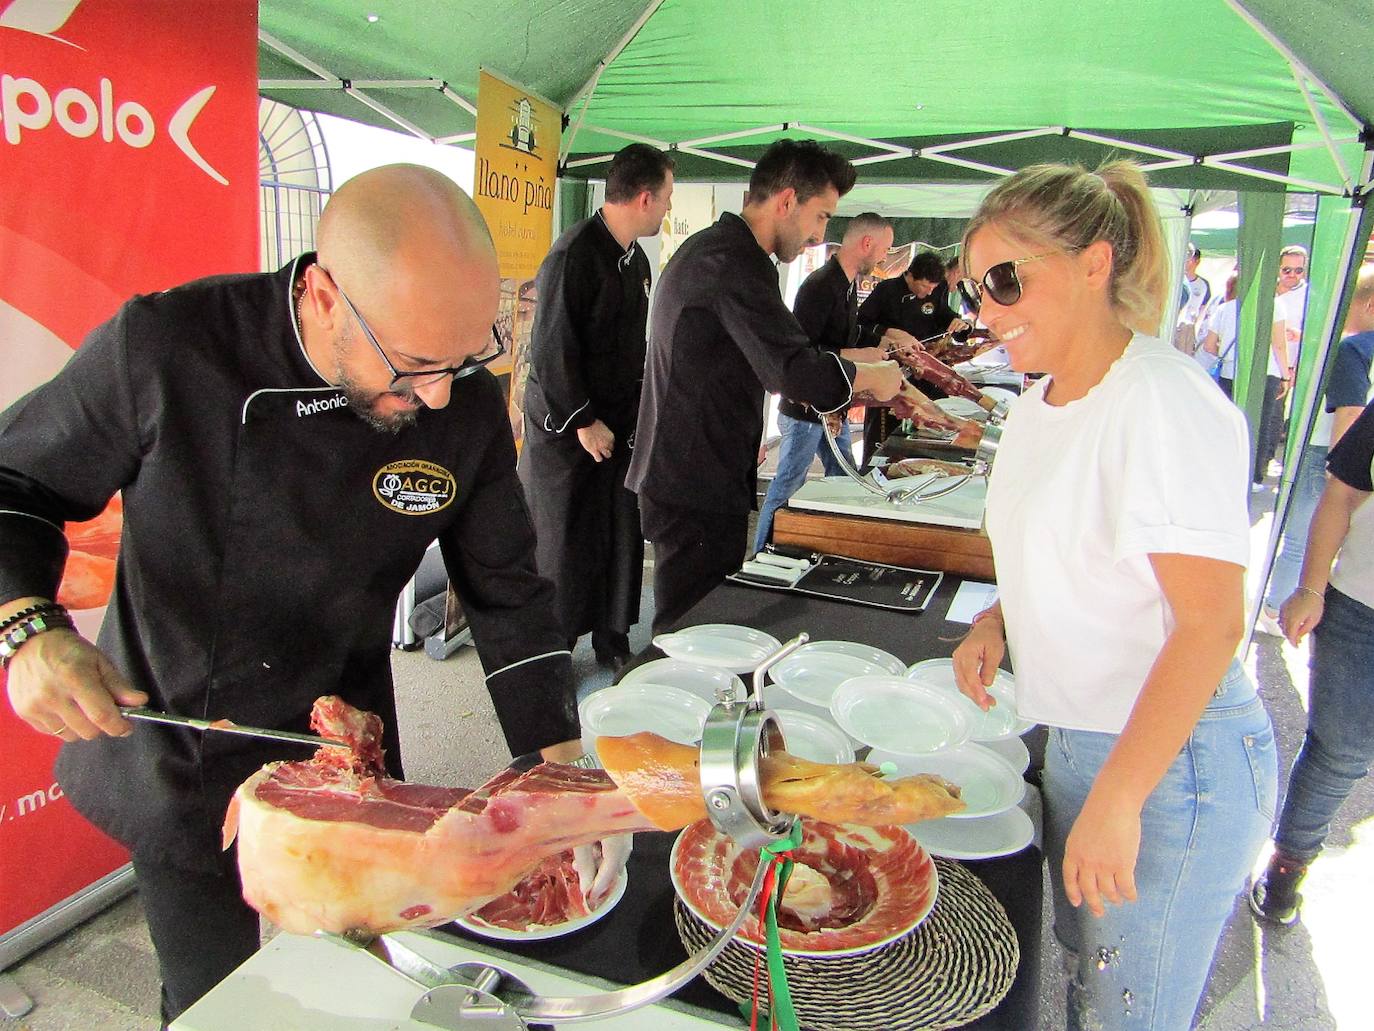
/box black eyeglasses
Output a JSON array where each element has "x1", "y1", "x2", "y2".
[
  {"x1": 317, "y1": 266, "x2": 505, "y2": 388},
  {"x1": 957, "y1": 254, "x2": 1050, "y2": 311}
]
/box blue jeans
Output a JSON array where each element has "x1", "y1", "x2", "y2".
[
  {"x1": 753, "y1": 412, "x2": 851, "y2": 553},
  {"x1": 1043, "y1": 662, "x2": 1277, "y2": 1031},
  {"x1": 1273, "y1": 586, "x2": 1374, "y2": 864},
  {"x1": 1265, "y1": 443, "x2": 1328, "y2": 611}
]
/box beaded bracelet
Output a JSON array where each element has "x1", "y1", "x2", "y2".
[
  {"x1": 0, "y1": 602, "x2": 67, "y2": 635},
  {"x1": 0, "y1": 609, "x2": 76, "y2": 670}
]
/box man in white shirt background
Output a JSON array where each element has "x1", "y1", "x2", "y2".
[{"x1": 1174, "y1": 242, "x2": 1212, "y2": 355}]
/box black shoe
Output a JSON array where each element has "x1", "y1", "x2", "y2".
[{"x1": 1249, "y1": 855, "x2": 1306, "y2": 927}]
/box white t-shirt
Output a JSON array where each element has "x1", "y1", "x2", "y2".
[
  {"x1": 1203, "y1": 299, "x2": 1239, "y2": 378},
  {"x1": 1181, "y1": 275, "x2": 1210, "y2": 323},
  {"x1": 984, "y1": 334, "x2": 1252, "y2": 734},
  {"x1": 1274, "y1": 281, "x2": 1308, "y2": 335}
]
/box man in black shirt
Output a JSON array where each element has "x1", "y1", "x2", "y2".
[
  {"x1": 0, "y1": 166, "x2": 597, "y2": 1023},
  {"x1": 628, "y1": 140, "x2": 903, "y2": 633},
  {"x1": 519, "y1": 145, "x2": 674, "y2": 668},
  {"x1": 857, "y1": 250, "x2": 971, "y2": 462},
  {"x1": 753, "y1": 212, "x2": 893, "y2": 552}
]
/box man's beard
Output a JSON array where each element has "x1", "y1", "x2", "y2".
[{"x1": 333, "y1": 327, "x2": 419, "y2": 433}]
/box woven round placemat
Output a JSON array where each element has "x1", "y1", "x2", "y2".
[{"x1": 674, "y1": 858, "x2": 1018, "y2": 1031}]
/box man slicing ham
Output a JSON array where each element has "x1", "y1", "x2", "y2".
[{"x1": 0, "y1": 165, "x2": 620, "y2": 1026}]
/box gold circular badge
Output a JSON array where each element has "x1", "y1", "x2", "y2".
[{"x1": 372, "y1": 460, "x2": 456, "y2": 516}]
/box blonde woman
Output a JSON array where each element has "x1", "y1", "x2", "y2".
[{"x1": 952, "y1": 163, "x2": 1276, "y2": 1031}]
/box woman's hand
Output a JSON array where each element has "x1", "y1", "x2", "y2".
[
  {"x1": 1062, "y1": 789, "x2": 1142, "y2": 918},
  {"x1": 1279, "y1": 588, "x2": 1324, "y2": 645},
  {"x1": 951, "y1": 611, "x2": 1004, "y2": 712}
]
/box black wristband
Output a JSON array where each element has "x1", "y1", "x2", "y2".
[
  {"x1": 0, "y1": 602, "x2": 67, "y2": 635},
  {"x1": 0, "y1": 610, "x2": 76, "y2": 670}
]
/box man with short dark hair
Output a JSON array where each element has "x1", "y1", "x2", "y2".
[
  {"x1": 628, "y1": 140, "x2": 903, "y2": 632},
  {"x1": 856, "y1": 250, "x2": 969, "y2": 461},
  {"x1": 519, "y1": 144, "x2": 674, "y2": 667},
  {"x1": 753, "y1": 212, "x2": 892, "y2": 553}
]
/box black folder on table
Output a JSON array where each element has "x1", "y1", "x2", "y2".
[{"x1": 728, "y1": 553, "x2": 942, "y2": 612}]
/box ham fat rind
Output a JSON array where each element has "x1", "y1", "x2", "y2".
[{"x1": 225, "y1": 700, "x2": 962, "y2": 936}]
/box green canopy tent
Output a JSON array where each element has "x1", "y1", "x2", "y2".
[{"x1": 259, "y1": 0, "x2": 1373, "y2": 643}]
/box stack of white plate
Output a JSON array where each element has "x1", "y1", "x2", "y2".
[
  {"x1": 579, "y1": 684, "x2": 710, "y2": 749},
  {"x1": 616, "y1": 657, "x2": 746, "y2": 704},
  {"x1": 652, "y1": 624, "x2": 781, "y2": 673},
  {"x1": 828, "y1": 664, "x2": 1038, "y2": 860}
]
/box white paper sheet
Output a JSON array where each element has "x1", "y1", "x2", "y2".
[{"x1": 946, "y1": 580, "x2": 998, "y2": 623}]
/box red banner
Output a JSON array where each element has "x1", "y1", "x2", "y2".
[{"x1": 0, "y1": 0, "x2": 259, "y2": 939}]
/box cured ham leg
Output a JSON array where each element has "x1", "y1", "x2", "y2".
[{"x1": 226, "y1": 698, "x2": 963, "y2": 936}]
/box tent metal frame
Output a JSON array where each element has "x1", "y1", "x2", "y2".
[
  {"x1": 562, "y1": 120, "x2": 1371, "y2": 196},
  {"x1": 258, "y1": 3, "x2": 1371, "y2": 199},
  {"x1": 259, "y1": 30, "x2": 478, "y2": 146}
]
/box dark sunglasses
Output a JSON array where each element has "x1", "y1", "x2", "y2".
[
  {"x1": 957, "y1": 254, "x2": 1049, "y2": 310},
  {"x1": 318, "y1": 266, "x2": 505, "y2": 388},
  {"x1": 1279, "y1": 266, "x2": 1305, "y2": 275}
]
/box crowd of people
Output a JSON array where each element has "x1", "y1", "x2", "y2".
[{"x1": 1, "y1": 137, "x2": 1370, "y2": 1031}]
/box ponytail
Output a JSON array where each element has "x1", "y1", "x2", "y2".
[{"x1": 962, "y1": 160, "x2": 1169, "y2": 335}]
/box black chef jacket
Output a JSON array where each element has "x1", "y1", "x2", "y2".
[
  {"x1": 627, "y1": 213, "x2": 856, "y2": 515},
  {"x1": 856, "y1": 276, "x2": 960, "y2": 344},
  {"x1": 779, "y1": 255, "x2": 858, "y2": 424},
  {"x1": 521, "y1": 211, "x2": 650, "y2": 440},
  {"x1": 0, "y1": 255, "x2": 577, "y2": 870},
  {"x1": 519, "y1": 212, "x2": 650, "y2": 638}
]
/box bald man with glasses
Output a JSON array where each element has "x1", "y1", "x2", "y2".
[{"x1": 0, "y1": 165, "x2": 603, "y2": 1025}]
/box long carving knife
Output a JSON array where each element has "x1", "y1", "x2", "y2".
[{"x1": 118, "y1": 707, "x2": 349, "y2": 748}]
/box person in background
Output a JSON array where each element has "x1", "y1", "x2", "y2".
[
  {"x1": 0, "y1": 166, "x2": 609, "y2": 1025},
  {"x1": 1258, "y1": 266, "x2": 1374, "y2": 634},
  {"x1": 1274, "y1": 244, "x2": 1310, "y2": 363},
  {"x1": 1197, "y1": 271, "x2": 1240, "y2": 397},
  {"x1": 753, "y1": 212, "x2": 893, "y2": 553},
  {"x1": 519, "y1": 144, "x2": 675, "y2": 669},
  {"x1": 628, "y1": 140, "x2": 903, "y2": 634},
  {"x1": 1251, "y1": 395, "x2": 1374, "y2": 926},
  {"x1": 952, "y1": 161, "x2": 1275, "y2": 1031},
  {"x1": 856, "y1": 249, "x2": 971, "y2": 461},
  {"x1": 1173, "y1": 241, "x2": 1211, "y2": 354}
]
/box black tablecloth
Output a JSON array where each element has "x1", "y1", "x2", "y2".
[{"x1": 450, "y1": 577, "x2": 1044, "y2": 1030}]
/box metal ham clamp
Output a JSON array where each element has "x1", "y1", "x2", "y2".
[{"x1": 319, "y1": 635, "x2": 812, "y2": 1030}]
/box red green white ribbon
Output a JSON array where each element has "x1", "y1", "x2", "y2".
[{"x1": 749, "y1": 818, "x2": 803, "y2": 1031}]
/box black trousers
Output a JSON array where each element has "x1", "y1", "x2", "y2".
[
  {"x1": 1254, "y1": 374, "x2": 1284, "y2": 482},
  {"x1": 639, "y1": 495, "x2": 748, "y2": 636},
  {"x1": 132, "y1": 847, "x2": 260, "y2": 1028}
]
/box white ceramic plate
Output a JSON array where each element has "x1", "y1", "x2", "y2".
[
  {"x1": 869, "y1": 744, "x2": 1024, "y2": 819},
  {"x1": 771, "y1": 646, "x2": 895, "y2": 707},
  {"x1": 652, "y1": 624, "x2": 782, "y2": 673},
  {"x1": 980, "y1": 386, "x2": 1018, "y2": 407},
  {"x1": 616, "y1": 658, "x2": 746, "y2": 704},
  {"x1": 981, "y1": 733, "x2": 1032, "y2": 774},
  {"x1": 580, "y1": 684, "x2": 710, "y2": 745},
  {"x1": 770, "y1": 708, "x2": 856, "y2": 764},
  {"x1": 934, "y1": 396, "x2": 987, "y2": 421},
  {"x1": 903, "y1": 806, "x2": 1035, "y2": 861},
  {"x1": 456, "y1": 870, "x2": 628, "y2": 941},
  {"x1": 829, "y1": 676, "x2": 970, "y2": 756},
  {"x1": 906, "y1": 658, "x2": 1035, "y2": 741}
]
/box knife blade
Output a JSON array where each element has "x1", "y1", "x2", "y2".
[{"x1": 118, "y1": 707, "x2": 349, "y2": 748}]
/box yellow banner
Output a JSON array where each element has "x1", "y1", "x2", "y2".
[{"x1": 473, "y1": 69, "x2": 560, "y2": 410}]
